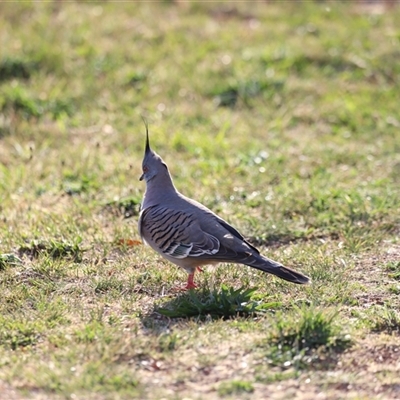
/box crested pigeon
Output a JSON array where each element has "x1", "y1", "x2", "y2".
[{"x1": 138, "y1": 125, "x2": 310, "y2": 290}]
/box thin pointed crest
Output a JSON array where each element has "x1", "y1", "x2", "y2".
[{"x1": 142, "y1": 116, "x2": 151, "y2": 154}]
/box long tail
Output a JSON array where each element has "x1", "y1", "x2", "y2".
[{"x1": 244, "y1": 254, "x2": 310, "y2": 285}]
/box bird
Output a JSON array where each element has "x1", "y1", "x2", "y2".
[{"x1": 138, "y1": 124, "x2": 310, "y2": 290}]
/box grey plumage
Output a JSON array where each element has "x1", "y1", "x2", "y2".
[{"x1": 138, "y1": 124, "x2": 310, "y2": 289}]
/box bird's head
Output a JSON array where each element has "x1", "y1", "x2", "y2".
[{"x1": 139, "y1": 120, "x2": 170, "y2": 184}]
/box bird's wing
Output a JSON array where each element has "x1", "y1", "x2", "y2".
[
  {"x1": 139, "y1": 205, "x2": 220, "y2": 259},
  {"x1": 216, "y1": 217, "x2": 260, "y2": 254}
]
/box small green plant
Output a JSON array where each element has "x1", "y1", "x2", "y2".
[
  {"x1": 209, "y1": 78, "x2": 282, "y2": 108},
  {"x1": 94, "y1": 277, "x2": 124, "y2": 294},
  {"x1": 158, "y1": 333, "x2": 179, "y2": 352},
  {"x1": 218, "y1": 380, "x2": 254, "y2": 396},
  {"x1": 156, "y1": 285, "x2": 280, "y2": 319},
  {"x1": 75, "y1": 322, "x2": 103, "y2": 344},
  {"x1": 0, "y1": 318, "x2": 40, "y2": 350},
  {"x1": 0, "y1": 253, "x2": 22, "y2": 270},
  {"x1": 18, "y1": 239, "x2": 84, "y2": 262},
  {"x1": 1, "y1": 85, "x2": 73, "y2": 120},
  {"x1": 370, "y1": 305, "x2": 400, "y2": 334},
  {"x1": 62, "y1": 173, "x2": 99, "y2": 196},
  {"x1": 0, "y1": 57, "x2": 39, "y2": 81},
  {"x1": 265, "y1": 305, "x2": 352, "y2": 369},
  {"x1": 104, "y1": 196, "x2": 142, "y2": 218},
  {"x1": 385, "y1": 261, "x2": 400, "y2": 280},
  {"x1": 1, "y1": 86, "x2": 42, "y2": 118}
]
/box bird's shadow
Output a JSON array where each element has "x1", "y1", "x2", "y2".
[{"x1": 140, "y1": 285, "x2": 282, "y2": 333}]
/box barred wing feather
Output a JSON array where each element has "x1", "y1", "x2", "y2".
[{"x1": 139, "y1": 205, "x2": 220, "y2": 259}]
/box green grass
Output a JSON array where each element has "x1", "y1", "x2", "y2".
[
  {"x1": 218, "y1": 380, "x2": 254, "y2": 396},
  {"x1": 156, "y1": 285, "x2": 280, "y2": 319},
  {"x1": 265, "y1": 306, "x2": 352, "y2": 370},
  {"x1": 1, "y1": 1, "x2": 400, "y2": 399}
]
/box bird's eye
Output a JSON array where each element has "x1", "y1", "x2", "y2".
[{"x1": 143, "y1": 166, "x2": 149, "y2": 173}]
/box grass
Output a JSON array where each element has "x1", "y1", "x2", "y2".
[
  {"x1": 0, "y1": 1, "x2": 400, "y2": 399},
  {"x1": 155, "y1": 285, "x2": 280, "y2": 319},
  {"x1": 218, "y1": 380, "x2": 254, "y2": 396},
  {"x1": 265, "y1": 306, "x2": 352, "y2": 370}
]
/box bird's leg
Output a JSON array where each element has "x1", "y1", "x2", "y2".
[
  {"x1": 172, "y1": 269, "x2": 199, "y2": 292},
  {"x1": 183, "y1": 267, "x2": 203, "y2": 289},
  {"x1": 183, "y1": 271, "x2": 198, "y2": 290}
]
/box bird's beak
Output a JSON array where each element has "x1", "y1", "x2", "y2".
[{"x1": 139, "y1": 174, "x2": 144, "y2": 181}]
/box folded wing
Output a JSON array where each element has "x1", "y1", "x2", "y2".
[{"x1": 139, "y1": 205, "x2": 220, "y2": 259}]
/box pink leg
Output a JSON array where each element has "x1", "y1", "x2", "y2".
[
  {"x1": 184, "y1": 271, "x2": 198, "y2": 290},
  {"x1": 172, "y1": 269, "x2": 200, "y2": 291}
]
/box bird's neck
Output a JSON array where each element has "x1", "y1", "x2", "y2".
[{"x1": 141, "y1": 174, "x2": 178, "y2": 209}]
